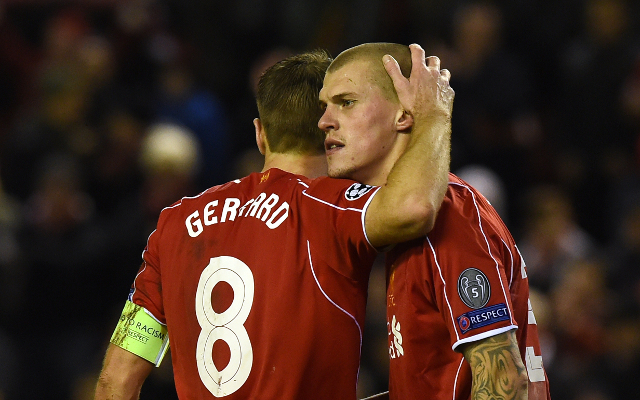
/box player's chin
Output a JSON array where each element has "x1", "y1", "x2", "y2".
[{"x1": 328, "y1": 164, "x2": 356, "y2": 180}]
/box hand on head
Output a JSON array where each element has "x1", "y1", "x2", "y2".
[{"x1": 383, "y1": 43, "x2": 454, "y2": 124}]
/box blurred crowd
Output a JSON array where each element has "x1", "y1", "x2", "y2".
[{"x1": 0, "y1": 0, "x2": 639, "y2": 399}]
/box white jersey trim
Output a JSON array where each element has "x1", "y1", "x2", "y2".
[
  {"x1": 300, "y1": 186, "x2": 371, "y2": 213},
  {"x1": 135, "y1": 188, "x2": 212, "y2": 297},
  {"x1": 307, "y1": 240, "x2": 363, "y2": 348},
  {"x1": 143, "y1": 306, "x2": 167, "y2": 326},
  {"x1": 361, "y1": 187, "x2": 382, "y2": 248},
  {"x1": 135, "y1": 226, "x2": 161, "y2": 301},
  {"x1": 299, "y1": 181, "x2": 380, "y2": 249},
  {"x1": 503, "y1": 239, "x2": 514, "y2": 289},
  {"x1": 429, "y1": 237, "x2": 460, "y2": 343},
  {"x1": 449, "y1": 182, "x2": 517, "y2": 327},
  {"x1": 129, "y1": 259, "x2": 148, "y2": 301},
  {"x1": 452, "y1": 325, "x2": 517, "y2": 351},
  {"x1": 307, "y1": 239, "x2": 363, "y2": 391}
]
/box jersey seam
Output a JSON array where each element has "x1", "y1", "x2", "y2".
[
  {"x1": 451, "y1": 325, "x2": 518, "y2": 351},
  {"x1": 429, "y1": 237, "x2": 460, "y2": 343},
  {"x1": 306, "y1": 240, "x2": 363, "y2": 347},
  {"x1": 143, "y1": 306, "x2": 167, "y2": 326},
  {"x1": 503, "y1": 239, "x2": 514, "y2": 289},
  {"x1": 450, "y1": 182, "x2": 517, "y2": 327},
  {"x1": 301, "y1": 189, "x2": 366, "y2": 212},
  {"x1": 361, "y1": 186, "x2": 382, "y2": 248}
]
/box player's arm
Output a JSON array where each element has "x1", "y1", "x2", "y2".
[
  {"x1": 460, "y1": 330, "x2": 529, "y2": 400},
  {"x1": 366, "y1": 44, "x2": 453, "y2": 248},
  {"x1": 95, "y1": 300, "x2": 169, "y2": 399},
  {"x1": 94, "y1": 344, "x2": 153, "y2": 400}
]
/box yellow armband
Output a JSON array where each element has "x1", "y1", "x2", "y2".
[{"x1": 110, "y1": 300, "x2": 169, "y2": 366}]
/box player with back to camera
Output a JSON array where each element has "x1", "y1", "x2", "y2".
[
  {"x1": 319, "y1": 42, "x2": 551, "y2": 400},
  {"x1": 94, "y1": 44, "x2": 453, "y2": 400}
]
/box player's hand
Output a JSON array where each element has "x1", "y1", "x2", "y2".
[{"x1": 383, "y1": 43, "x2": 454, "y2": 124}]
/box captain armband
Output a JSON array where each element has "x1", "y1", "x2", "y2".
[{"x1": 110, "y1": 300, "x2": 169, "y2": 367}]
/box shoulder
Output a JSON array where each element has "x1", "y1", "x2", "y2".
[
  {"x1": 437, "y1": 174, "x2": 512, "y2": 240},
  {"x1": 308, "y1": 177, "x2": 377, "y2": 199},
  {"x1": 446, "y1": 173, "x2": 480, "y2": 200},
  {"x1": 438, "y1": 174, "x2": 480, "y2": 216},
  {"x1": 433, "y1": 174, "x2": 503, "y2": 231},
  {"x1": 157, "y1": 175, "x2": 255, "y2": 219},
  {"x1": 443, "y1": 173, "x2": 497, "y2": 215}
]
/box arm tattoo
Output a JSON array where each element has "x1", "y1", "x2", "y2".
[{"x1": 461, "y1": 331, "x2": 528, "y2": 400}]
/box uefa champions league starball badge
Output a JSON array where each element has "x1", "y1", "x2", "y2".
[
  {"x1": 345, "y1": 183, "x2": 374, "y2": 201},
  {"x1": 457, "y1": 268, "x2": 491, "y2": 309}
]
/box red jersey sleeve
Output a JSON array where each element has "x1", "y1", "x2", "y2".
[
  {"x1": 301, "y1": 178, "x2": 380, "y2": 283},
  {"x1": 426, "y1": 179, "x2": 518, "y2": 350},
  {"x1": 118, "y1": 171, "x2": 382, "y2": 399},
  {"x1": 385, "y1": 174, "x2": 550, "y2": 400},
  {"x1": 129, "y1": 200, "x2": 179, "y2": 324}
]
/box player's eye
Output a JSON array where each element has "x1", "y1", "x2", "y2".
[{"x1": 342, "y1": 99, "x2": 355, "y2": 107}]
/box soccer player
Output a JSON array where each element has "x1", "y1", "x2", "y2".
[
  {"x1": 319, "y1": 42, "x2": 551, "y2": 400},
  {"x1": 94, "y1": 45, "x2": 453, "y2": 400}
]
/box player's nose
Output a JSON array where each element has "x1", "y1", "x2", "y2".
[{"x1": 318, "y1": 107, "x2": 337, "y2": 132}]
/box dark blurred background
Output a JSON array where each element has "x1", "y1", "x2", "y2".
[{"x1": 0, "y1": 0, "x2": 639, "y2": 399}]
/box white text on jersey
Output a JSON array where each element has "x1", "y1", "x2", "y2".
[{"x1": 185, "y1": 193, "x2": 290, "y2": 237}]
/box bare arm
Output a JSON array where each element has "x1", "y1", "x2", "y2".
[
  {"x1": 366, "y1": 44, "x2": 453, "y2": 248},
  {"x1": 94, "y1": 344, "x2": 154, "y2": 400},
  {"x1": 460, "y1": 331, "x2": 529, "y2": 400}
]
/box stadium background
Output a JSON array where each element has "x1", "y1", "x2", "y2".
[{"x1": 0, "y1": 0, "x2": 639, "y2": 398}]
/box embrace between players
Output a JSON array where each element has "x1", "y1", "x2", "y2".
[{"x1": 94, "y1": 43, "x2": 551, "y2": 400}]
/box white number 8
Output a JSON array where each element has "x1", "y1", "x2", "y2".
[{"x1": 195, "y1": 256, "x2": 254, "y2": 397}]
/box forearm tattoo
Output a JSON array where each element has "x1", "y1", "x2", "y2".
[{"x1": 462, "y1": 331, "x2": 528, "y2": 400}]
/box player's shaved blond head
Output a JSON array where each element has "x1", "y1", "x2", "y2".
[{"x1": 327, "y1": 43, "x2": 412, "y2": 102}]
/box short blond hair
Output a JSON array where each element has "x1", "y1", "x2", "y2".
[{"x1": 327, "y1": 43, "x2": 412, "y2": 102}]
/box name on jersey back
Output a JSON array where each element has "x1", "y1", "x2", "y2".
[{"x1": 185, "y1": 192, "x2": 290, "y2": 237}]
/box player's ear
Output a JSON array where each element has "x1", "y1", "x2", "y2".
[
  {"x1": 254, "y1": 118, "x2": 268, "y2": 155},
  {"x1": 395, "y1": 109, "x2": 414, "y2": 132}
]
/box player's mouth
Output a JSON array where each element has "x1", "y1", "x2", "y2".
[{"x1": 325, "y1": 137, "x2": 344, "y2": 156}]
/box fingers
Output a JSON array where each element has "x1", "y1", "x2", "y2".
[
  {"x1": 410, "y1": 45, "x2": 446, "y2": 86},
  {"x1": 384, "y1": 44, "x2": 454, "y2": 117},
  {"x1": 385, "y1": 45, "x2": 443, "y2": 81},
  {"x1": 410, "y1": 45, "x2": 453, "y2": 102},
  {"x1": 425, "y1": 55, "x2": 440, "y2": 70},
  {"x1": 409, "y1": 43, "x2": 427, "y2": 71},
  {"x1": 382, "y1": 54, "x2": 400, "y2": 77},
  {"x1": 383, "y1": 54, "x2": 408, "y2": 93},
  {"x1": 438, "y1": 68, "x2": 451, "y2": 90},
  {"x1": 426, "y1": 56, "x2": 444, "y2": 89},
  {"x1": 438, "y1": 68, "x2": 455, "y2": 106}
]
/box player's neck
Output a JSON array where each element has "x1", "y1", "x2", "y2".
[
  {"x1": 355, "y1": 138, "x2": 406, "y2": 186},
  {"x1": 262, "y1": 151, "x2": 328, "y2": 179}
]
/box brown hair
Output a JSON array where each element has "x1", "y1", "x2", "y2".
[
  {"x1": 327, "y1": 43, "x2": 412, "y2": 102},
  {"x1": 256, "y1": 49, "x2": 332, "y2": 154}
]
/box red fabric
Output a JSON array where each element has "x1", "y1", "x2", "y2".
[
  {"x1": 386, "y1": 173, "x2": 551, "y2": 400},
  {"x1": 130, "y1": 168, "x2": 378, "y2": 400}
]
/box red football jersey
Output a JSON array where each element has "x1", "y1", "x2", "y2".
[
  {"x1": 129, "y1": 168, "x2": 379, "y2": 400},
  {"x1": 386, "y1": 173, "x2": 550, "y2": 400}
]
